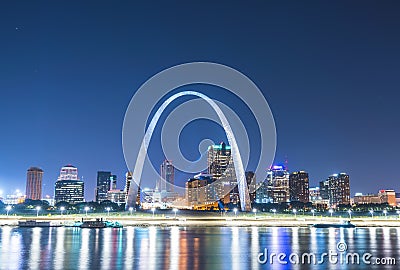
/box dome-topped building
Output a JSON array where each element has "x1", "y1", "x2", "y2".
[
  {"x1": 54, "y1": 164, "x2": 84, "y2": 204},
  {"x1": 57, "y1": 164, "x2": 79, "y2": 181}
]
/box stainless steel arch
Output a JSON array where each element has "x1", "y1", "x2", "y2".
[{"x1": 125, "y1": 91, "x2": 252, "y2": 211}]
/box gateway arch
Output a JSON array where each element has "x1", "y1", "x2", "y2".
[{"x1": 125, "y1": 91, "x2": 252, "y2": 212}]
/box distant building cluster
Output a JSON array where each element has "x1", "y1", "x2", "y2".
[{"x1": 353, "y1": 190, "x2": 396, "y2": 206}]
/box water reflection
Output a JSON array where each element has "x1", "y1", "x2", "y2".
[
  {"x1": 170, "y1": 226, "x2": 179, "y2": 270},
  {"x1": 80, "y1": 228, "x2": 89, "y2": 270},
  {"x1": 0, "y1": 226, "x2": 400, "y2": 269}
]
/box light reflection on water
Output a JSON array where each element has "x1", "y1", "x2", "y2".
[{"x1": 0, "y1": 226, "x2": 399, "y2": 270}]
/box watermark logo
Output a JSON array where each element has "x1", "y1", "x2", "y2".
[
  {"x1": 122, "y1": 62, "x2": 276, "y2": 210},
  {"x1": 336, "y1": 241, "x2": 347, "y2": 252},
  {"x1": 257, "y1": 241, "x2": 396, "y2": 265}
]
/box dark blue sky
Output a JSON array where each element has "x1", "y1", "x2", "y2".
[{"x1": 0, "y1": 1, "x2": 399, "y2": 200}]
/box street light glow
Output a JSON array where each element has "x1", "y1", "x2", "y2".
[{"x1": 5, "y1": 205, "x2": 12, "y2": 216}]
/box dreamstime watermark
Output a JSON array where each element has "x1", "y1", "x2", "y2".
[
  {"x1": 122, "y1": 62, "x2": 277, "y2": 210},
  {"x1": 257, "y1": 241, "x2": 396, "y2": 266}
]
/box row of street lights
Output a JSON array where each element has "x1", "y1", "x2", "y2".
[
  {"x1": 230, "y1": 208, "x2": 399, "y2": 219},
  {"x1": 3, "y1": 205, "x2": 132, "y2": 217},
  {"x1": 3, "y1": 205, "x2": 400, "y2": 219},
  {"x1": 149, "y1": 208, "x2": 179, "y2": 219}
]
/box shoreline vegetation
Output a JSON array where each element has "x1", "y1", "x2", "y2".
[{"x1": 1, "y1": 214, "x2": 400, "y2": 227}]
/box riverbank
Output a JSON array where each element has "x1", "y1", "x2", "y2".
[{"x1": 1, "y1": 215, "x2": 400, "y2": 227}]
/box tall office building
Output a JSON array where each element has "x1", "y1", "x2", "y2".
[
  {"x1": 319, "y1": 180, "x2": 330, "y2": 200},
  {"x1": 124, "y1": 171, "x2": 133, "y2": 203},
  {"x1": 289, "y1": 171, "x2": 310, "y2": 203},
  {"x1": 266, "y1": 165, "x2": 290, "y2": 203},
  {"x1": 319, "y1": 173, "x2": 350, "y2": 207},
  {"x1": 111, "y1": 174, "x2": 117, "y2": 190},
  {"x1": 207, "y1": 142, "x2": 237, "y2": 204},
  {"x1": 208, "y1": 142, "x2": 231, "y2": 178},
  {"x1": 54, "y1": 165, "x2": 84, "y2": 204},
  {"x1": 159, "y1": 160, "x2": 175, "y2": 192},
  {"x1": 95, "y1": 171, "x2": 116, "y2": 202},
  {"x1": 245, "y1": 171, "x2": 257, "y2": 203},
  {"x1": 25, "y1": 167, "x2": 43, "y2": 200}
]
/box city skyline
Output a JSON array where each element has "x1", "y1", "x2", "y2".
[
  {"x1": 0, "y1": 157, "x2": 389, "y2": 203},
  {"x1": 1, "y1": 2, "x2": 400, "y2": 200}
]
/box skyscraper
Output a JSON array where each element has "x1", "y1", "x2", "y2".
[
  {"x1": 110, "y1": 174, "x2": 117, "y2": 190},
  {"x1": 208, "y1": 142, "x2": 231, "y2": 179},
  {"x1": 266, "y1": 165, "x2": 290, "y2": 203},
  {"x1": 95, "y1": 171, "x2": 116, "y2": 202},
  {"x1": 207, "y1": 142, "x2": 236, "y2": 204},
  {"x1": 25, "y1": 167, "x2": 43, "y2": 200},
  {"x1": 124, "y1": 171, "x2": 133, "y2": 203},
  {"x1": 289, "y1": 171, "x2": 310, "y2": 203},
  {"x1": 245, "y1": 171, "x2": 256, "y2": 203},
  {"x1": 322, "y1": 173, "x2": 350, "y2": 207},
  {"x1": 319, "y1": 180, "x2": 330, "y2": 200},
  {"x1": 160, "y1": 160, "x2": 174, "y2": 192},
  {"x1": 54, "y1": 165, "x2": 84, "y2": 204}
]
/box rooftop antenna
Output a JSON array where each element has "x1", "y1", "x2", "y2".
[{"x1": 284, "y1": 155, "x2": 289, "y2": 171}]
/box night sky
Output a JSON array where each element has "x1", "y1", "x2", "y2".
[{"x1": 0, "y1": 1, "x2": 399, "y2": 201}]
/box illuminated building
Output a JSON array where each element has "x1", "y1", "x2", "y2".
[
  {"x1": 319, "y1": 180, "x2": 330, "y2": 201},
  {"x1": 229, "y1": 171, "x2": 256, "y2": 205},
  {"x1": 289, "y1": 171, "x2": 309, "y2": 203},
  {"x1": 3, "y1": 190, "x2": 25, "y2": 205},
  {"x1": 353, "y1": 193, "x2": 381, "y2": 205},
  {"x1": 321, "y1": 173, "x2": 350, "y2": 207},
  {"x1": 245, "y1": 171, "x2": 256, "y2": 203},
  {"x1": 207, "y1": 142, "x2": 237, "y2": 204},
  {"x1": 208, "y1": 142, "x2": 231, "y2": 179},
  {"x1": 58, "y1": 164, "x2": 78, "y2": 180},
  {"x1": 54, "y1": 165, "x2": 84, "y2": 204},
  {"x1": 309, "y1": 187, "x2": 320, "y2": 202},
  {"x1": 25, "y1": 167, "x2": 43, "y2": 200},
  {"x1": 95, "y1": 171, "x2": 116, "y2": 202},
  {"x1": 266, "y1": 165, "x2": 290, "y2": 203},
  {"x1": 353, "y1": 190, "x2": 396, "y2": 206},
  {"x1": 107, "y1": 189, "x2": 126, "y2": 205},
  {"x1": 378, "y1": 190, "x2": 396, "y2": 206},
  {"x1": 186, "y1": 173, "x2": 213, "y2": 208},
  {"x1": 159, "y1": 160, "x2": 175, "y2": 192},
  {"x1": 309, "y1": 186, "x2": 329, "y2": 208},
  {"x1": 124, "y1": 171, "x2": 133, "y2": 203}
]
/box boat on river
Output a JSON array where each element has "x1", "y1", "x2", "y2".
[
  {"x1": 18, "y1": 220, "x2": 54, "y2": 227},
  {"x1": 312, "y1": 220, "x2": 355, "y2": 228},
  {"x1": 80, "y1": 218, "x2": 123, "y2": 228}
]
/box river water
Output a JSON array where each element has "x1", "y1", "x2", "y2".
[{"x1": 0, "y1": 226, "x2": 399, "y2": 269}]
